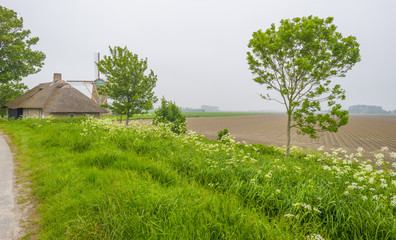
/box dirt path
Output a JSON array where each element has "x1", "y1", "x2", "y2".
[{"x1": 0, "y1": 135, "x2": 19, "y2": 240}]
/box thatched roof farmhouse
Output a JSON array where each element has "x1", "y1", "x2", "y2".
[{"x1": 4, "y1": 73, "x2": 107, "y2": 119}]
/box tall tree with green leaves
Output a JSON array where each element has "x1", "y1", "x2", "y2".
[
  {"x1": 0, "y1": 5, "x2": 45, "y2": 84},
  {"x1": 247, "y1": 16, "x2": 360, "y2": 157},
  {"x1": 0, "y1": 5, "x2": 45, "y2": 116},
  {"x1": 97, "y1": 46, "x2": 158, "y2": 126}
]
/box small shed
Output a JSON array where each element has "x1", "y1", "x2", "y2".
[{"x1": 4, "y1": 73, "x2": 107, "y2": 119}]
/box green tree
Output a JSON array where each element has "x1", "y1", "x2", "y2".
[
  {"x1": 97, "y1": 46, "x2": 158, "y2": 126},
  {"x1": 0, "y1": 5, "x2": 45, "y2": 84},
  {"x1": 247, "y1": 16, "x2": 360, "y2": 157},
  {"x1": 153, "y1": 97, "x2": 186, "y2": 134},
  {"x1": 0, "y1": 82, "x2": 27, "y2": 117}
]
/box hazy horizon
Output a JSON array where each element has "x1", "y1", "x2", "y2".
[{"x1": 2, "y1": 0, "x2": 396, "y2": 112}]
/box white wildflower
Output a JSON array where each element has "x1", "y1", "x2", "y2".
[
  {"x1": 380, "y1": 183, "x2": 388, "y2": 188},
  {"x1": 374, "y1": 152, "x2": 384, "y2": 160},
  {"x1": 381, "y1": 147, "x2": 389, "y2": 151},
  {"x1": 323, "y1": 165, "x2": 331, "y2": 170},
  {"x1": 306, "y1": 233, "x2": 325, "y2": 240},
  {"x1": 361, "y1": 196, "x2": 368, "y2": 201},
  {"x1": 313, "y1": 207, "x2": 321, "y2": 213},
  {"x1": 391, "y1": 196, "x2": 396, "y2": 207},
  {"x1": 375, "y1": 159, "x2": 384, "y2": 166}
]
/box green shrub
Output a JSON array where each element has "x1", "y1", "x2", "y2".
[
  {"x1": 217, "y1": 128, "x2": 229, "y2": 141},
  {"x1": 153, "y1": 97, "x2": 186, "y2": 134}
]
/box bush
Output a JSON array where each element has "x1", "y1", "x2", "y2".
[
  {"x1": 217, "y1": 128, "x2": 229, "y2": 141},
  {"x1": 153, "y1": 97, "x2": 186, "y2": 134}
]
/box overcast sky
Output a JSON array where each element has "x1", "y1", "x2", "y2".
[{"x1": 3, "y1": 0, "x2": 396, "y2": 111}]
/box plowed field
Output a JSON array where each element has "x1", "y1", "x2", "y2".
[{"x1": 186, "y1": 114, "x2": 396, "y2": 155}]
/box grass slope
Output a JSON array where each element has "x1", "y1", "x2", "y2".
[{"x1": 0, "y1": 118, "x2": 395, "y2": 239}]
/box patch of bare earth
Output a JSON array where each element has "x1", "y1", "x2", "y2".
[
  {"x1": 186, "y1": 114, "x2": 396, "y2": 159},
  {"x1": 1, "y1": 133, "x2": 40, "y2": 240}
]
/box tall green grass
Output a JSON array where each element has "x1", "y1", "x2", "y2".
[{"x1": 0, "y1": 117, "x2": 395, "y2": 239}]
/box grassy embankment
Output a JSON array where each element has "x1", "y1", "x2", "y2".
[{"x1": 0, "y1": 118, "x2": 395, "y2": 239}]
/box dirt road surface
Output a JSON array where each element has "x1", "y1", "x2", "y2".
[
  {"x1": 186, "y1": 114, "x2": 396, "y2": 155},
  {"x1": 0, "y1": 135, "x2": 19, "y2": 240}
]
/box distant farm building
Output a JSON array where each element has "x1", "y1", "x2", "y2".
[
  {"x1": 348, "y1": 105, "x2": 390, "y2": 115},
  {"x1": 201, "y1": 105, "x2": 220, "y2": 112},
  {"x1": 4, "y1": 73, "x2": 107, "y2": 119}
]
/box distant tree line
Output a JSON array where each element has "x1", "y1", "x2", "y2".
[{"x1": 348, "y1": 105, "x2": 395, "y2": 115}]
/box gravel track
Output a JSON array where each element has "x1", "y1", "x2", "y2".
[{"x1": 0, "y1": 135, "x2": 19, "y2": 240}]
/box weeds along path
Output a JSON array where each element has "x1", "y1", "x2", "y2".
[{"x1": 0, "y1": 135, "x2": 18, "y2": 240}]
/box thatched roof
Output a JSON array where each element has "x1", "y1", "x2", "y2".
[{"x1": 5, "y1": 81, "x2": 107, "y2": 113}]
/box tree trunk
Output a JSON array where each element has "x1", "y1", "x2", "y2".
[
  {"x1": 285, "y1": 112, "x2": 292, "y2": 158},
  {"x1": 125, "y1": 114, "x2": 129, "y2": 127},
  {"x1": 119, "y1": 115, "x2": 122, "y2": 124}
]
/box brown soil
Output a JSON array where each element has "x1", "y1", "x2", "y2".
[{"x1": 186, "y1": 114, "x2": 396, "y2": 156}]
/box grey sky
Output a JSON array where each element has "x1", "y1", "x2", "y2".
[{"x1": 2, "y1": 0, "x2": 396, "y2": 111}]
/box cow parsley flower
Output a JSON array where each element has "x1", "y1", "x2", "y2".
[
  {"x1": 374, "y1": 153, "x2": 384, "y2": 160},
  {"x1": 381, "y1": 147, "x2": 389, "y2": 151},
  {"x1": 284, "y1": 213, "x2": 295, "y2": 218},
  {"x1": 380, "y1": 183, "x2": 388, "y2": 188},
  {"x1": 313, "y1": 207, "x2": 321, "y2": 213},
  {"x1": 391, "y1": 196, "x2": 396, "y2": 207},
  {"x1": 306, "y1": 233, "x2": 325, "y2": 240}
]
